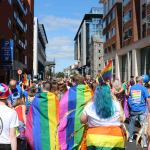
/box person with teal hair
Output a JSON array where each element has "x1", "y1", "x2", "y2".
[{"x1": 80, "y1": 83, "x2": 125, "y2": 150}]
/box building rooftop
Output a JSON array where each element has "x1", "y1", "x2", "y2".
[{"x1": 74, "y1": 13, "x2": 103, "y2": 40}]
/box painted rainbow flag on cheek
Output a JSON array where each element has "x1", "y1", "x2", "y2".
[
  {"x1": 58, "y1": 84, "x2": 93, "y2": 150},
  {"x1": 25, "y1": 92, "x2": 59, "y2": 150},
  {"x1": 85, "y1": 126, "x2": 125, "y2": 150}
]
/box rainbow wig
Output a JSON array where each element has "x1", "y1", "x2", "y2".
[{"x1": 94, "y1": 84, "x2": 114, "y2": 119}]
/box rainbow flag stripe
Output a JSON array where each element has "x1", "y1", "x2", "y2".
[
  {"x1": 85, "y1": 126, "x2": 125, "y2": 150},
  {"x1": 58, "y1": 84, "x2": 93, "y2": 150},
  {"x1": 97, "y1": 60, "x2": 112, "y2": 83},
  {"x1": 25, "y1": 92, "x2": 59, "y2": 150}
]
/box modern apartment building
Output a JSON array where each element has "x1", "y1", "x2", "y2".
[
  {"x1": 101, "y1": 0, "x2": 150, "y2": 81},
  {"x1": 33, "y1": 18, "x2": 48, "y2": 80},
  {"x1": 74, "y1": 7, "x2": 103, "y2": 77},
  {"x1": 0, "y1": 0, "x2": 34, "y2": 82}
]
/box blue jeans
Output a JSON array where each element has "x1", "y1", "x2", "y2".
[{"x1": 128, "y1": 111, "x2": 146, "y2": 139}]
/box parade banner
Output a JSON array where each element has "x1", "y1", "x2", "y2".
[
  {"x1": 58, "y1": 84, "x2": 93, "y2": 150},
  {"x1": 26, "y1": 92, "x2": 59, "y2": 150}
]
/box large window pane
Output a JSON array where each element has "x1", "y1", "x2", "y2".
[
  {"x1": 123, "y1": 0, "x2": 130, "y2": 6},
  {"x1": 123, "y1": 10, "x2": 132, "y2": 23}
]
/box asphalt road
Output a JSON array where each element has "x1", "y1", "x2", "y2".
[
  {"x1": 126, "y1": 141, "x2": 147, "y2": 150},
  {"x1": 125, "y1": 121, "x2": 148, "y2": 150}
]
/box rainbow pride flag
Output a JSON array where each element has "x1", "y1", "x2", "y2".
[
  {"x1": 58, "y1": 84, "x2": 93, "y2": 150},
  {"x1": 96, "y1": 60, "x2": 113, "y2": 83},
  {"x1": 25, "y1": 92, "x2": 59, "y2": 150},
  {"x1": 84, "y1": 126, "x2": 125, "y2": 150}
]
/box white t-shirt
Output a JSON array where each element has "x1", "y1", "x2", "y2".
[
  {"x1": 0, "y1": 105, "x2": 19, "y2": 144},
  {"x1": 83, "y1": 100, "x2": 121, "y2": 127}
]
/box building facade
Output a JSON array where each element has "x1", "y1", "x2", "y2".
[
  {"x1": 74, "y1": 7, "x2": 103, "y2": 77},
  {"x1": 90, "y1": 35, "x2": 104, "y2": 78},
  {"x1": 101, "y1": 0, "x2": 150, "y2": 81},
  {"x1": 0, "y1": 0, "x2": 34, "y2": 82},
  {"x1": 33, "y1": 18, "x2": 48, "y2": 80}
]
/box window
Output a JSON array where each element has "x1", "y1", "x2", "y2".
[
  {"x1": 123, "y1": 28, "x2": 132, "y2": 40},
  {"x1": 104, "y1": 3, "x2": 106, "y2": 15},
  {"x1": 123, "y1": 0, "x2": 130, "y2": 6},
  {"x1": 108, "y1": 31, "x2": 111, "y2": 39},
  {"x1": 108, "y1": 46, "x2": 111, "y2": 53},
  {"x1": 25, "y1": 56, "x2": 27, "y2": 65},
  {"x1": 111, "y1": 27, "x2": 116, "y2": 37},
  {"x1": 8, "y1": 19, "x2": 11, "y2": 29},
  {"x1": 103, "y1": 19, "x2": 106, "y2": 28},
  {"x1": 104, "y1": 34, "x2": 106, "y2": 42},
  {"x1": 147, "y1": 15, "x2": 150, "y2": 27},
  {"x1": 104, "y1": 48, "x2": 107, "y2": 54},
  {"x1": 142, "y1": 24, "x2": 146, "y2": 38},
  {"x1": 8, "y1": 0, "x2": 11, "y2": 5},
  {"x1": 142, "y1": 4, "x2": 146, "y2": 19},
  {"x1": 112, "y1": 43, "x2": 116, "y2": 50},
  {"x1": 123, "y1": 10, "x2": 132, "y2": 23},
  {"x1": 110, "y1": 10, "x2": 116, "y2": 22},
  {"x1": 106, "y1": 32, "x2": 109, "y2": 40},
  {"x1": 147, "y1": 0, "x2": 150, "y2": 4}
]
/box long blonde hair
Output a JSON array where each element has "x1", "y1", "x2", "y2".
[{"x1": 13, "y1": 97, "x2": 24, "y2": 108}]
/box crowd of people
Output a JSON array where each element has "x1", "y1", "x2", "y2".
[{"x1": 0, "y1": 75, "x2": 150, "y2": 150}]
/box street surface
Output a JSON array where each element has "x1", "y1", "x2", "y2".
[
  {"x1": 126, "y1": 141, "x2": 147, "y2": 150},
  {"x1": 126, "y1": 122, "x2": 147, "y2": 150}
]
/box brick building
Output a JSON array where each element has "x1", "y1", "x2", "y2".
[
  {"x1": 101, "y1": 0, "x2": 150, "y2": 81},
  {"x1": 0, "y1": 0, "x2": 34, "y2": 83}
]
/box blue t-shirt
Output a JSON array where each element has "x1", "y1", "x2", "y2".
[{"x1": 128, "y1": 84, "x2": 149, "y2": 112}]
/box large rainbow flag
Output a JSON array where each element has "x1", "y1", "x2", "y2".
[
  {"x1": 25, "y1": 92, "x2": 59, "y2": 150},
  {"x1": 58, "y1": 84, "x2": 93, "y2": 150},
  {"x1": 96, "y1": 60, "x2": 113, "y2": 83},
  {"x1": 84, "y1": 126, "x2": 125, "y2": 150}
]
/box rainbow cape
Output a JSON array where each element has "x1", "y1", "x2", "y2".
[
  {"x1": 96, "y1": 60, "x2": 112, "y2": 83},
  {"x1": 58, "y1": 84, "x2": 93, "y2": 150},
  {"x1": 85, "y1": 126, "x2": 125, "y2": 150},
  {"x1": 25, "y1": 92, "x2": 59, "y2": 150}
]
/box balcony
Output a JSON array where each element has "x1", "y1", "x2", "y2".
[
  {"x1": 17, "y1": 39, "x2": 27, "y2": 50},
  {"x1": 16, "y1": 0, "x2": 28, "y2": 16},
  {"x1": 14, "y1": 11, "x2": 27, "y2": 32}
]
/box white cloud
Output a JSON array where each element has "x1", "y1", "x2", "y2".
[
  {"x1": 46, "y1": 36, "x2": 74, "y2": 59},
  {"x1": 41, "y1": 15, "x2": 80, "y2": 32}
]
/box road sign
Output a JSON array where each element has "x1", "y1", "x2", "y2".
[{"x1": 17, "y1": 69, "x2": 22, "y2": 75}]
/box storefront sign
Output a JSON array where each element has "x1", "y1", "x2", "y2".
[{"x1": 1, "y1": 39, "x2": 14, "y2": 65}]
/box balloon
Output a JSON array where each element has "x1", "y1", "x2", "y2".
[{"x1": 143, "y1": 74, "x2": 149, "y2": 83}]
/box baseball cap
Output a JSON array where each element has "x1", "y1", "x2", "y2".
[{"x1": 0, "y1": 83, "x2": 9, "y2": 99}]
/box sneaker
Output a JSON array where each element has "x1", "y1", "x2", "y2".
[
  {"x1": 129, "y1": 138, "x2": 133, "y2": 143},
  {"x1": 143, "y1": 144, "x2": 147, "y2": 148}
]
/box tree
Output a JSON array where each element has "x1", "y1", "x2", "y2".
[{"x1": 56, "y1": 72, "x2": 65, "y2": 78}]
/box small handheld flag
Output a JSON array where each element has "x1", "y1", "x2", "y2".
[
  {"x1": 96, "y1": 60, "x2": 113, "y2": 83},
  {"x1": 22, "y1": 73, "x2": 29, "y2": 86}
]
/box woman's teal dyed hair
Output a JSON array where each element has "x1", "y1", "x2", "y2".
[{"x1": 94, "y1": 84, "x2": 114, "y2": 119}]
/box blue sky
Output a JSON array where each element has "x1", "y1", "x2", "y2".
[{"x1": 34, "y1": 0, "x2": 100, "y2": 72}]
